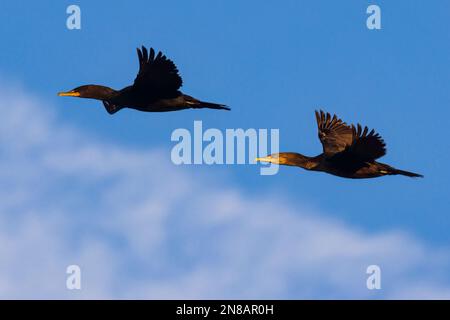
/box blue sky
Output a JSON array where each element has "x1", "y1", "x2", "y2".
[{"x1": 0, "y1": 0, "x2": 450, "y2": 298}]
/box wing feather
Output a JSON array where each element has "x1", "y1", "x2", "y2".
[
  {"x1": 315, "y1": 110, "x2": 353, "y2": 156},
  {"x1": 348, "y1": 124, "x2": 386, "y2": 161},
  {"x1": 315, "y1": 110, "x2": 387, "y2": 161},
  {"x1": 133, "y1": 46, "x2": 183, "y2": 99}
]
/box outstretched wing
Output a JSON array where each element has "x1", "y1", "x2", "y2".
[
  {"x1": 346, "y1": 124, "x2": 386, "y2": 161},
  {"x1": 315, "y1": 110, "x2": 387, "y2": 161},
  {"x1": 315, "y1": 110, "x2": 353, "y2": 156},
  {"x1": 133, "y1": 46, "x2": 183, "y2": 98}
]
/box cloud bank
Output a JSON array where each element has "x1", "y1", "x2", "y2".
[{"x1": 0, "y1": 83, "x2": 449, "y2": 299}]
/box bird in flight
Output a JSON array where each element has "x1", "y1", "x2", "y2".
[
  {"x1": 58, "y1": 46, "x2": 229, "y2": 114},
  {"x1": 256, "y1": 110, "x2": 423, "y2": 179}
]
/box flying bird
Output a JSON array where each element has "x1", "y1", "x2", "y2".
[
  {"x1": 256, "y1": 110, "x2": 423, "y2": 179},
  {"x1": 58, "y1": 46, "x2": 229, "y2": 114}
]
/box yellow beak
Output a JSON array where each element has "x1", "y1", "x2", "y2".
[
  {"x1": 255, "y1": 157, "x2": 274, "y2": 163},
  {"x1": 58, "y1": 91, "x2": 80, "y2": 97}
]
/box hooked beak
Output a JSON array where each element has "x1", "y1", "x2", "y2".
[
  {"x1": 58, "y1": 91, "x2": 80, "y2": 97},
  {"x1": 255, "y1": 156, "x2": 276, "y2": 164}
]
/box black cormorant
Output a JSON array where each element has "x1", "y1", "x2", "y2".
[
  {"x1": 58, "y1": 46, "x2": 229, "y2": 114},
  {"x1": 256, "y1": 110, "x2": 423, "y2": 179}
]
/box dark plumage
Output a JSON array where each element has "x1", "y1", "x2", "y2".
[
  {"x1": 58, "y1": 46, "x2": 229, "y2": 114},
  {"x1": 256, "y1": 110, "x2": 423, "y2": 179}
]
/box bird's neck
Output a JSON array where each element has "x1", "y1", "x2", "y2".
[
  {"x1": 86, "y1": 85, "x2": 118, "y2": 100},
  {"x1": 279, "y1": 153, "x2": 320, "y2": 170}
]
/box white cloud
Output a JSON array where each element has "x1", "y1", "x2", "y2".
[{"x1": 0, "y1": 82, "x2": 449, "y2": 299}]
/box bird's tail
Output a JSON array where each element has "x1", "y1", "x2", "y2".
[
  {"x1": 184, "y1": 95, "x2": 230, "y2": 111},
  {"x1": 390, "y1": 168, "x2": 424, "y2": 178},
  {"x1": 198, "y1": 100, "x2": 231, "y2": 111}
]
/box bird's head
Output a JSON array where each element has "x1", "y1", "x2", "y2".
[
  {"x1": 256, "y1": 152, "x2": 311, "y2": 167},
  {"x1": 58, "y1": 85, "x2": 116, "y2": 100}
]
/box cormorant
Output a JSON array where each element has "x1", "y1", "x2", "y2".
[
  {"x1": 256, "y1": 110, "x2": 423, "y2": 179},
  {"x1": 58, "y1": 46, "x2": 229, "y2": 114}
]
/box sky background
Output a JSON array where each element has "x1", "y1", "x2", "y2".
[{"x1": 0, "y1": 0, "x2": 449, "y2": 299}]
